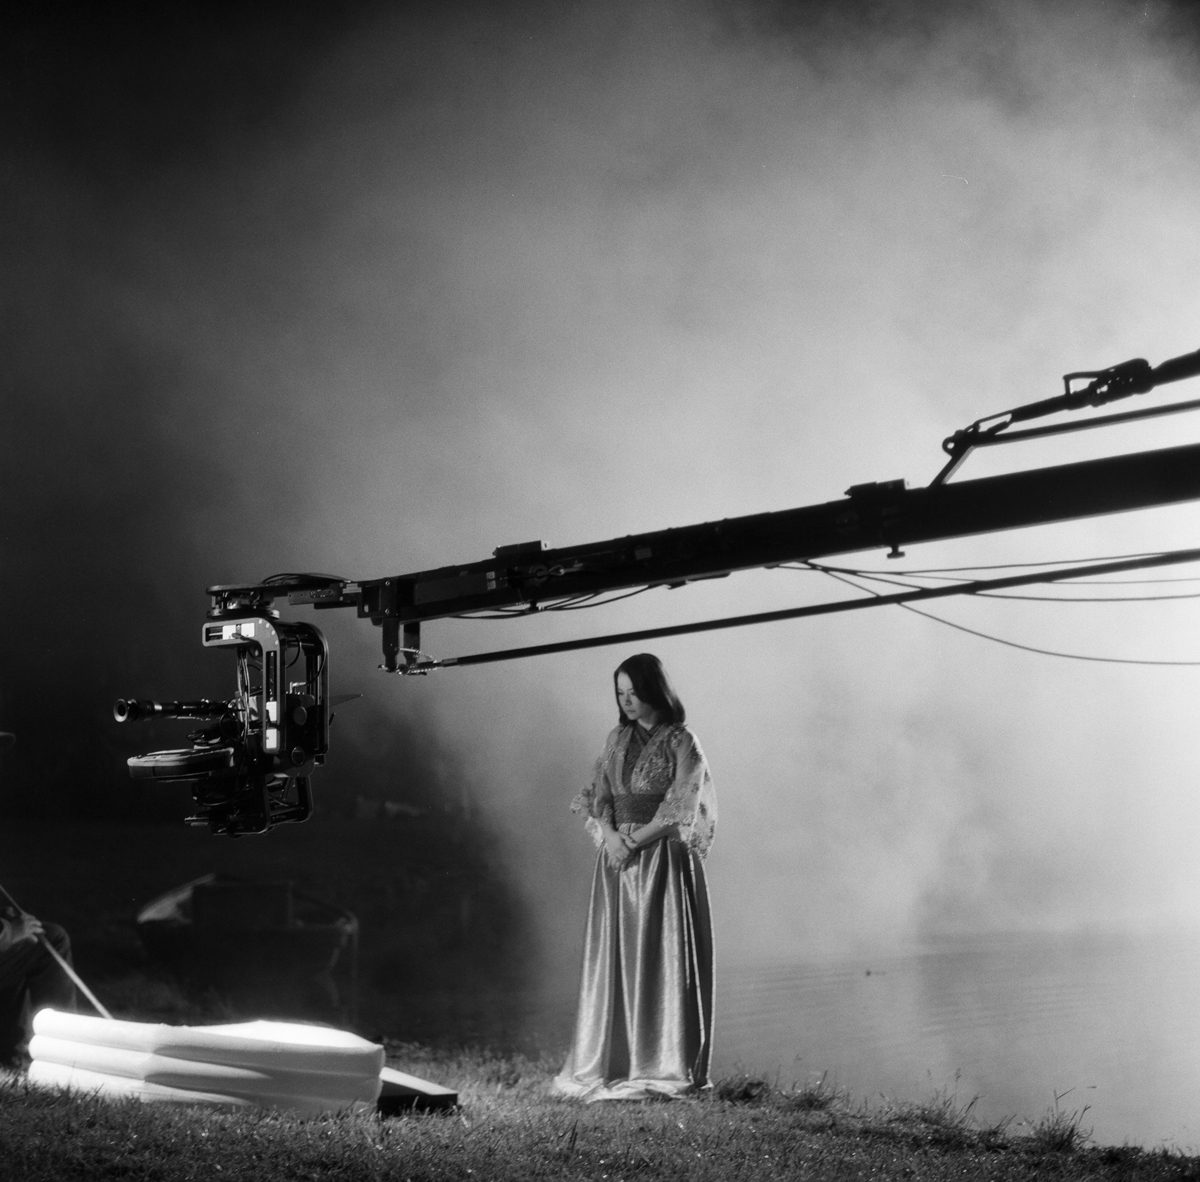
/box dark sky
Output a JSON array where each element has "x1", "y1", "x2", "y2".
[{"x1": 5, "y1": 0, "x2": 1200, "y2": 979}]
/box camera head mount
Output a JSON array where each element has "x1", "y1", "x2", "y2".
[{"x1": 118, "y1": 611, "x2": 330, "y2": 836}]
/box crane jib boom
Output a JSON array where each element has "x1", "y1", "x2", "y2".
[{"x1": 293, "y1": 437, "x2": 1200, "y2": 670}]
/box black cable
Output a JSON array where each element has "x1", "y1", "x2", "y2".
[
  {"x1": 814, "y1": 565, "x2": 1200, "y2": 605},
  {"x1": 972, "y1": 589, "x2": 1200, "y2": 604},
  {"x1": 798, "y1": 550, "x2": 1177, "y2": 577},
  {"x1": 817, "y1": 565, "x2": 1200, "y2": 666},
  {"x1": 454, "y1": 585, "x2": 655, "y2": 620},
  {"x1": 550, "y1": 587, "x2": 655, "y2": 611},
  {"x1": 896, "y1": 604, "x2": 1200, "y2": 665}
]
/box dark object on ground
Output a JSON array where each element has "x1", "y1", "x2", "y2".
[{"x1": 377, "y1": 1065, "x2": 458, "y2": 1114}]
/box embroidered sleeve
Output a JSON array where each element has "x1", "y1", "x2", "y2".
[
  {"x1": 570, "y1": 727, "x2": 619, "y2": 848},
  {"x1": 651, "y1": 726, "x2": 717, "y2": 858}
]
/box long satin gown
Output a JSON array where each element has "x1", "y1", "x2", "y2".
[{"x1": 554, "y1": 721, "x2": 716, "y2": 1102}]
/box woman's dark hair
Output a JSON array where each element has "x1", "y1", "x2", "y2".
[{"x1": 613, "y1": 652, "x2": 686, "y2": 727}]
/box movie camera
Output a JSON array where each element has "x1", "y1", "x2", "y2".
[{"x1": 116, "y1": 587, "x2": 331, "y2": 836}]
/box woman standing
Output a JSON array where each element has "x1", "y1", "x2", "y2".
[{"x1": 554, "y1": 653, "x2": 716, "y2": 1101}]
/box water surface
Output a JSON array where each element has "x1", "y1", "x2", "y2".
[{"x1": 714, "y1": 929, "x2": 1200, "y2": 1150}]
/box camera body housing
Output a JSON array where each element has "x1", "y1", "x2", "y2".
[{"x1": 119, "y1": 612, "x2": 330, "y2": 836}]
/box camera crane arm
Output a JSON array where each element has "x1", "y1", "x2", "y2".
[
  {"x1": 132, "y1": 345, "x2": 1200, "y2": 833},
  {"x1": 206, "y1": 346, "x2": 1200, "y2": 674}
]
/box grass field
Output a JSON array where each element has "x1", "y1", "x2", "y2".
[{"x1": 4, "y1": 1043, "x2": 1200, "y2": 1182}]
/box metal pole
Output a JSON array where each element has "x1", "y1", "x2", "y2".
[{"x1": 0, "y1": 881, "x2": 113, "y2": 1021}]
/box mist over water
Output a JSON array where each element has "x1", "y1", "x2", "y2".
[
  {"x1": 719, "y1": 928, "x2": 1200, "y2": 1148},
  {"x1": 5, "y1": 0, "x2": 1200, "y2": 1042}
]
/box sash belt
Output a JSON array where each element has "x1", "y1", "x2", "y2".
[{"x1": 613, "y1": 793, "x2": 665, "y2": 826}]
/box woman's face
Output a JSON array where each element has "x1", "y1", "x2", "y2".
[{"x1": 616, "y1": 672, "x2": 659, "y2": 728}]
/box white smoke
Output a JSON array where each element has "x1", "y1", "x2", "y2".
[{"x1": 7, "y1": 0, "x2": 1200, "y2": 1002}]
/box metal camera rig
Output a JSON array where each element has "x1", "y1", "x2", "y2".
[
  {"x1": 117, "y1": 347, "x2": 1200, "y2": 835},
  {"x1": 116, "y1": 600, "x2": 329, "y2": 836}
]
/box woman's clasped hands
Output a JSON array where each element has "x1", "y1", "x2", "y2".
[{"x1": 603, "y1": 828, "x2": 638, "y2": 871}]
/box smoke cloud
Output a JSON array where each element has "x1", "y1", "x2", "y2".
[{"x1": 5, "y1": 0, "x2": 1200, "y2": 1033}]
